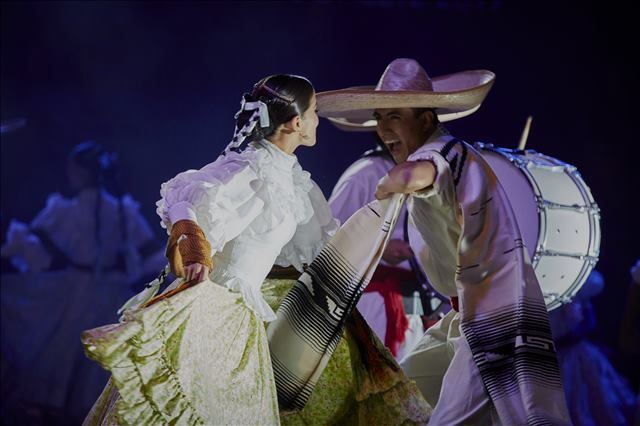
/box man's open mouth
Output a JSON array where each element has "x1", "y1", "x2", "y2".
[{"x1": 385, "y1": 140, "x2": 401, "y2": 155}]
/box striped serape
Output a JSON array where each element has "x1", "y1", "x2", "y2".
[{"x1": 267, "y1": 194, "x2": 406, "y2": 410}]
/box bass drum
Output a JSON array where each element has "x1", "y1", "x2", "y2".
[{"x1": 474, "y1": 142, "x2": 600, "y2": 311}]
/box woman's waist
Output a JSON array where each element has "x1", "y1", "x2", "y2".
[
  {"x1": 210, "y1": 255, "x2": 276, "y2": 289},
  {"x1": 210, "y1": 268, "x2": 260, "y2": 289}
]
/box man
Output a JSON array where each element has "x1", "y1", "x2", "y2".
[
  {"x1": 329, "y1": 137, "x2": 447, "y2": 359},
  {"x1": 318, "y1": 58, "x2": 570, "y2": 425}
]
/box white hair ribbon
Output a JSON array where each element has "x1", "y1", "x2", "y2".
[
  {"x1": 240, "y1": 98, "x2": 269, "y2": 127},
  {"x1": 237, "y1": 99, "x2": 270, "y2": 128},
  {"x1": 224, "y1": 98, "x2": 270, "y2": 154}
]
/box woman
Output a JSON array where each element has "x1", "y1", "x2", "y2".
[
  {"x1": 1, "y1": 141, "x2": 163, "y2": 424},
  {"x1": 82, "y1": 75, "x2": 430, "y2": 425}
]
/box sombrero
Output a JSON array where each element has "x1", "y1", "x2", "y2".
[{"x1": 317, "y1": 58, "x2": 496, "y2": 131}]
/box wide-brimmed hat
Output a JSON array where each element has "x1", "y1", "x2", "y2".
[{"x1": 317, "y1": 58, "x2": 496, "y2": 131}]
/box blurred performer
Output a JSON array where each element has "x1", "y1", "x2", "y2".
[
  {"x1": 619, "y1": 259, "x2": 640, "y2": 425},
  {"x1": 0, "y1": 141, "x2": 163, "y2": 425},
  {"x1": 329, "y1": 139, "x2": 447, "y2": 359},
  {"x1": 619, "y1": 259, "x2": 640, "y2": 374},
  {"x1": 318, "y1": 58, "x2": 570, "y2": 424},
  {"x1": 549, "y1": 269, "x2": 637, "y2": 426}
]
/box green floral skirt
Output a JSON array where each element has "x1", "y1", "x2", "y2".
[
  {"x1": 263, "y1": 279, "x2": 430, "y2": 425},
  {"x1": 82, "y1": 279, "x2": 431, "y2": 425}
]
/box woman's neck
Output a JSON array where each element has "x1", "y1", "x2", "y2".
[{"x1": 267, "y1": 132, "x2": 299, "y2": 155}]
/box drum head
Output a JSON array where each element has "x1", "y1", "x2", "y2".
[
  {"x1": 476, "y1": 144, "x2": 600, "y2": 311},
  {"x1": 479, "y1": 150, "x2": 539, "y2": 261}
]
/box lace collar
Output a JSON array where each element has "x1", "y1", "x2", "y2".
[
  {"x1": 246, "y1": 140, "x2": 314, "y2": 224},
  {"x1": 254, "y1": 139, "x2": 297, "y2": 171}
]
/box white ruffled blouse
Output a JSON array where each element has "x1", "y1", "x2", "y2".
[{"x1": 156, "y1": 139, "x2": 338, "y2": 321}]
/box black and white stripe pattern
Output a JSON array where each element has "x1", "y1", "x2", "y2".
[
  {"x1": 461, "y1": 297, "x2": 563, "y2": 421},
  {"x1": 440, "y1": 138, "x2": 468, "y2": 187},
  {"x1": 276, "y1": 244, "x2": 361, "y2": 354},
  {"x1": 271, "y1": 353, "x2": 314, "y2": 409},
  {"x1": 225, "y1": 109, "x2": 262, "y2": 154},
  {"x1": 224, "y1": 97, "x2": 271, "y2": 154},
  {"x1": 268, "y1": 195, "x2": 404, "y2": 410}
]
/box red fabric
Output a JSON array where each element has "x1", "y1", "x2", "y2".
[
  {"x1": 450, "y1": 296, "x2": 459, "y2": 312},
  {"x1": 364, "y1": 264, "x2": 416, "y2": 356}
]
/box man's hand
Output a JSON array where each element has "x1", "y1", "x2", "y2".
[
  {"x1": 184, "y1": 263, "x2": 210, "y2": 284},
  {"x1": 375, "y1": 175, "x2": 394, "y2": 200},
  {"x1": 382, "y1": 239, "x2": 414, "y2": 265}
]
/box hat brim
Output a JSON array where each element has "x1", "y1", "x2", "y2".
[{"x1": 317, "y1": 70, "x2": 495, "y2": 130}]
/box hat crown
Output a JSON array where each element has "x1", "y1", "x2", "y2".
[{"x1": 375, "y1": 58, "x2": 433, "y2": 92}]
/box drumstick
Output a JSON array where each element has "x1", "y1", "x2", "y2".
[{"x1": 518, "y1": 115, "x2": 533, "y2": 150}]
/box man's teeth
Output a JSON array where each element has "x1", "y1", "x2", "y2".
[{"x1": 386, "y1": 140, "x2": 400, "y2": 151}]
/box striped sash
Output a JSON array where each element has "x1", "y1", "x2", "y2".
[{"x1": 267, "y1": 194, "x2": 406, "y2": 410}]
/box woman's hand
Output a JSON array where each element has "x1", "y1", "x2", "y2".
[
  {"x1": 184, "y1": 263, "x2": 210, "y2": 284},
  {"x1": 166, "y1": 220, "x2": 213, "y2": 279}
]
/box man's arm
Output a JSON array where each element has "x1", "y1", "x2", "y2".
[{"x1": 375, "y1": 160, "x2": 437, "y2": 200}]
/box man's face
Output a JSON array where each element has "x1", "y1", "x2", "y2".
[{"x1": 374, "y1": 108, "x2": 430, "y2": 163}]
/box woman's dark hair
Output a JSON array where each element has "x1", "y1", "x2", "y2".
[{"x1": 235, "y1": 74, "x2": 314, "y2": 143}]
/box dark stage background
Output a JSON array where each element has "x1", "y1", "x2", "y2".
[{"x1": 2, "y1": 0, "x2": 638, "y2": 377}]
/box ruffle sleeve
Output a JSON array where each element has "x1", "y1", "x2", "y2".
[
  {"x1": 31, "y1": 193, "x2": 71, "y2": 232},
  {"x1": 155, "y1": 152, "x2": 266, "y2": 253},
  {"x1": 0, "y1": 194, "x2": 71, "y2": 272},
  {"x1": 276, "y1": 180, "x2": 340, "y2": 271}
]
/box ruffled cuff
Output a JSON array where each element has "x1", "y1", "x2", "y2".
[{"x1": 168, "y1": 201, "x2": 198, "y2": 224}]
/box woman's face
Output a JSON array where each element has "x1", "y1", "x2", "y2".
[{"x1": 299, "y1": 93, "x2": 319, "y2": 147}]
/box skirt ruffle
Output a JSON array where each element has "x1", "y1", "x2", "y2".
[
  {"x1": 82, "y1": 279, "x2": 279, "y2": 426},
  {"x1": 82, "y1": 278, "x2": 431, "y2": 425}
]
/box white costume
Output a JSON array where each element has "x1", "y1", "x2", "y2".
[
  {"x1": 315, "y1": 55, "x2": 569, "y2": 425},
  {"x1": 81, "y1": 140, "x2": 338, "y2": 425},
  {"x1": 400, "y1": 128, "x2": 570, "y2": 425},
  {"x1": 329, "y1": 152, "x2": 424, "y2": 359},
  {"x1": 0, "y1": 190, "x2": 162, "y2": 423}
]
